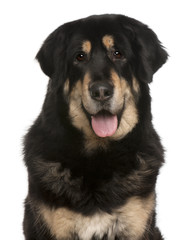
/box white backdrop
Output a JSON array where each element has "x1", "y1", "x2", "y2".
[{"x1": 0, "y1": 0, "x2": 190, "y2": 239}]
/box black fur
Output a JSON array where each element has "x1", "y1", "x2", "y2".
[{"x1": 23, "y1": 14, "x2": 168, "y2": 240}]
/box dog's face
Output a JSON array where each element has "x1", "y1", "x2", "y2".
[{"x1": 36, "y1": 15, "x2": 167, "y2": 151}]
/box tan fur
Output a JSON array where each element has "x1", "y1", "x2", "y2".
[
  {"x1": 110, "y1": 71, "x2": 139, "y2": 140},
  {"x1": 102, "y1": 35, "x2": 114, "y2": 49},
  {"x1": 39, "y1": 193, "x2": 155, "y2": 240},
  {"x1": 63, "y1": 79, "x2": 70, "y2": 97},
  {"x1": 82, "y1": 40, "x2": 91, "y2": 54},
  {"x1": 109, "y1": 70, "x2": 125, "y2": 114},
  {"x1": 68, "y1": 70, "x2": 138, "y2": 152},
  {"x1": 69, "y1": 80, "x2": 92, "y2": 137},
  {"x1": 40, "y1": 205, "x2": 75, "y2": 239},
  {"x1": 132, "y1": 77, "x2": 140, "y2": 94},
  {"x1": 116, "y1": 193, "x2": 155, "y2": 239},
  {"x1": 111, "y1": 99, "x2": 138, "y2": 140},
  {"x1": 69, "y1": 77, "x2": 109, "y2": 153}
]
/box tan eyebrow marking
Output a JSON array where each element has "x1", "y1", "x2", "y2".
[
  {"x1": 102, "y1": 35, "x2": 114, "y2": 49},
  {"x1": 82, "y1": 40, "x2": 92, "y2": 54}
]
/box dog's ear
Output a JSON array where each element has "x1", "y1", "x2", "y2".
[
  {"x1": 36, "y1": 26, "x2": 66, "y2": 78},
  {"x1": 123, "y1": 17, "x2": 168, "y2": 83}
]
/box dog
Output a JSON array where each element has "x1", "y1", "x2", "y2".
[{"x1": 23, "y1": 14, "x2": 168, "y2": 240}]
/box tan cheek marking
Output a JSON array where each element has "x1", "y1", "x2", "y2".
[
  {"x1": 112, "y1": 101, "x2": 138, "y2": 140},
  {"x1": 110, "y1": 70, "x2": 124, "y2": 112},
  {"x1": 69, "y1": 80, "x2": 91, "y2": 136},
  {"x1": 82, "y1": 40, "x2": 91, "y2": 54},
  {"x1": 132, "y1": 77, "x2": 140, "y2": 94},
  {"x1": 117, "y1": 193, "x2": 155, "y2": 239},
  {"x1": 82, "y1": 73, "x2": 92, "y2": 109},
  {"x1": 110, "y1": 72, "x2": 138, "y2": 140},
  {"x1": 102, "y1": 35, "x2": 114, "y2": 50}
]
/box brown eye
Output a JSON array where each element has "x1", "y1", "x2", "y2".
[
  {"x1": 76, "y1": 53, "x2": 86, "y2": 62},
  {"x1": 113, "y1": 50, "x2": 122, "y2": 59}
]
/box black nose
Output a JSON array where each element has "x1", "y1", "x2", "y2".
[{"x1": 90, "y1": 82, "x2": 113, "y2": 101}]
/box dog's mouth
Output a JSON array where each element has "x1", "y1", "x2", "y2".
[
  {"x1": 81, "y1": 97, "x2": 125, "y2": 138},
  {"x1": 91, "y1": 110, "x2": 118, "y2": 138}
]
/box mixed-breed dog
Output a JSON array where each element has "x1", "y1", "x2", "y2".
[{"x1": 23, "y1": 14, "x2": 168, "y2": 240}]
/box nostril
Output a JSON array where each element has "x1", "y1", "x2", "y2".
[
  {"x1": 104, "y1": 89, "x2": 112, "y2": 98},
  {"x1": 91, "y1": 88, "x2": 100, "y2": 99},
  {"x1": 90, "y1": 82, "x2": 113, "y2": 101},
  {"x1": 90, "y1": 85, "x2": 100, "y2": 100}
]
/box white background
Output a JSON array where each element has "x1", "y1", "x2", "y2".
[{"x1": 0, "y1": 0, "x2": 191, "y2": 239}]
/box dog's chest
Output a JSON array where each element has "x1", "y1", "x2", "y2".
[{"x1": 40, "y1": 193, "x2": 154, "y2": 240}]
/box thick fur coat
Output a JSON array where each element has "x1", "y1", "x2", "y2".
[{"x1": 23, "y1": 14, "x2": 168, "y2": 240}]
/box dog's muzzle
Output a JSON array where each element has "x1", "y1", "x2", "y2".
[{"x1": 89, "y1": 82, "x2": 118, "y2": 138}]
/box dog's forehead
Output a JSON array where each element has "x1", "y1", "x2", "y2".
[
  {"x1": 78, "y1": 14, "x2": 122, "y2": 33},
  {"x1": 68, "y1": 16, "x2": 124, "y2": 49},
  {"x1": 68, "y1": 35, "x2": 116, "y2": 56},
  {"x1": 81, "y1": 35, "x2": 114, "y2": 52}
]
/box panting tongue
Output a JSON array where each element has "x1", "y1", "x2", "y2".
[{"x1": 91, "y1": 113, "x2": 118, "y2": 138}]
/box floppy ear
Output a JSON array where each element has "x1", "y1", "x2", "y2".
[
  {"x1": 123, "y1": 17, "x2": 168, "y2": 83},
  {"x1": 36, "y1": 36, "x2": 55, "y2": 77},
  {"x1": 36, "y1": 26, "x2": 66, "y2": 78}
]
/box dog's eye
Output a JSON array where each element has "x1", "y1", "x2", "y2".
[
  {"x1": 113, "y1": 50, "x2": 122, "y2": 59},
  {"x1": 76, "y1": 53, "x2": 86, "y2": 62}
]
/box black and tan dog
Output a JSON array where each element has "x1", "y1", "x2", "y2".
[{"x1": 23, "y1": 14, "x2": 168, "y2": 240}]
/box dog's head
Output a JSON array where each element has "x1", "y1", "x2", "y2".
[{"x1": 36, "y1": 15, "x2": 168, "y2": 151}]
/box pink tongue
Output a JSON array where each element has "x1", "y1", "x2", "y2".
[{"x1": 91, "y1": 114, "x2": 118, "y2": 138}]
